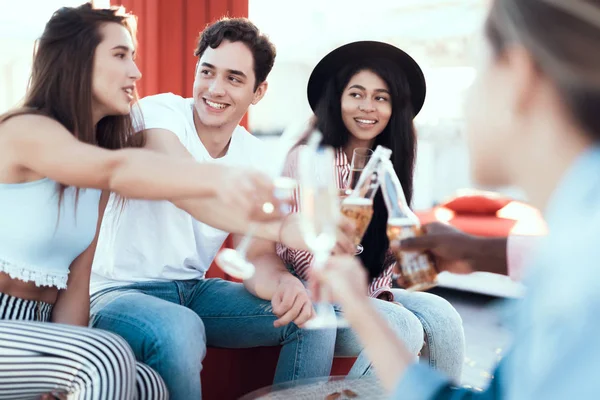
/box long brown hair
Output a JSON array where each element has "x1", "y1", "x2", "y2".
[
  {"x1": 485, "y1": 0, "x2": 600, "y2": 140},
  {"x1": 0, "y1": 2, "x2": 145, "y2": 208}
]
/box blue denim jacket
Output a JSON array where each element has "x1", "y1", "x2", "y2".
[{"x1": 393, "y1": 145, "x2": 600, "y2": 400}]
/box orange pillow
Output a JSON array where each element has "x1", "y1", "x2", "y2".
[{"x1": 441, "y1": 191, "x2": 512, "y2": 215}]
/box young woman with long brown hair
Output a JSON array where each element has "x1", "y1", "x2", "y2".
[{"x1": 0, "y1": 3, "x2": 281, "y2": 399}]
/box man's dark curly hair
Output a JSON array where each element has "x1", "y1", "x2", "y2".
[{"x1": 194, "y1": 18, "x2": 276, "y2": 91}]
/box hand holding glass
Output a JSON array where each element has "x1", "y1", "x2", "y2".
[
  {"x1": 298, "y1": 144, "x2": 341, "y2": 329},
  {"x1": 214, "y1": 120, "x2": 316, "y2": 279}
]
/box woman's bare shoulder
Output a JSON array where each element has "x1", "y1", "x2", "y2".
[
  {"x1": 0, "y1": 113, "x2": 72, "y2": 181},
  {"x1": 0, "y1": 112, "x2": 66, "y2": 136},
  {"x1": 0, "y1": 113, "x2": 72, "y2": 151}
]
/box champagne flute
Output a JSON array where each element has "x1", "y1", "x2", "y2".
[
  {"x1": 215, "y1": 120, "x2": 317, "y2": 280},
  {"x1": 345, "y1": 148, "x2": 373, "y2": 254},
  {"x1": 297, "y1": 144, "x2": 342, "y2": 329},
  {"x1": 347, "y1": 148, "x2": 373, "y2": 190}
]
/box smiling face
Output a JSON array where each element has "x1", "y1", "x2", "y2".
[
  {"x1": 192, "y1": 39, "x2": 267, "y2": 130},
  {"x1": 340, "y1": 69, "x2": 392, "y2": 145},
  {"x1": 91, "y1": 22, "x2": 141, "y2": 120}
]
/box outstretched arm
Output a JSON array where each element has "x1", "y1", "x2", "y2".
[
  {"x1": 313, "y1": 255, "x2": 503, "y2": 400},
  {"x1": 3, "y1": 115, "x2": 279, "y2": 221},
  {"x1": 396, "y1": 222, "x2": 509, "y2": 276},
  {"x1": 141, "y1": 127, "x2": 292, "y2": 238}
]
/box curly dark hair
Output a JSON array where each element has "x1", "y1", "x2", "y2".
[{"x1": 194, "y1": 18, "x2": 276, "y2": 91}]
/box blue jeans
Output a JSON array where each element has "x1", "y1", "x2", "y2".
[
  {"x1": 335, "y1": 289, "x2": 465, "y2": 382},
  {"x1": 89, "y1": 279, "x2": 337, "y2": 400}
]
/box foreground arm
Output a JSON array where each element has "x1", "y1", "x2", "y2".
[
  {"x1": 143, "y1": 128, "x2": 304, "y2": 242},
  {"x1": 396, "y1": 223, "x2": 508, "y2": 275},
  {"x1": 398, "y1": 222, "x2": 544, "y2": 281},
  {"x1": 5, "y1": 115, "x2": 277, "y2": 220},
  {"x1": 314, "y1": 255, "x2": 504, "y2": 399}
]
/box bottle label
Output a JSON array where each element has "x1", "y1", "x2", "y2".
[{"x1": 386, "y1": 221, "x2": 437, "y2": 291}]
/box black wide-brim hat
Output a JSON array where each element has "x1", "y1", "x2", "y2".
[{"x1": 307, "y1": 41, "x2": 426, "y2": 116}]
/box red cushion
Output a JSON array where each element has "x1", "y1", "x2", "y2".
[
  {"x1": 441, "y1": 192, "x2": 512, "y2": 215},
  {"x1": 202, "y1": 347, "x2": 354, "y2": 400},
  {"x1": 447, "y1": 215, "x2": 517, "y2": 237},
  {"x1": 202, "y1": 347, "x2": 281, "y2": 400},
  {"x1": 203, "y1": 235, "x2": 356, "y2": 399}
]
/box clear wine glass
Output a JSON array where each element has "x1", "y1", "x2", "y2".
[
  {"x1": 347, "y1": 148, "x2": 373, "y2": 190},
  {"x1": 298, "y1": 144, "x2": 344, "y2": 329},
  {"x1": 215, "y1": 120, "x2": 316, "y2": 279}
]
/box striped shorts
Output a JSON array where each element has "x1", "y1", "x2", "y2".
[{"x1": 0, "y1": 292, "x2": 168, "y2": 399}]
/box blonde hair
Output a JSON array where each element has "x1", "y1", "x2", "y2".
[{"x1": 485, "y1": 0, "x2": 600, "y2": 139}]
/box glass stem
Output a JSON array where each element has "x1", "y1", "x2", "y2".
[
  {"x1": 236, "y1": 224, "x2": 258, "y2": 259},
  {"x1": 313, "y1": 251, "x2": 331, "y2": 303}
]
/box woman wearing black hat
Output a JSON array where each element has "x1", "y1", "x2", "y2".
[{"x1": 276, "y1": 41, "x2": 465, "y2": 380}]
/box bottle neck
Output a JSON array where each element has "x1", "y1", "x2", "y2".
[
  {"x1": 349, "y1": 146, "x2": 391, "y2": 201},
  {"x1": 381, "y1": 160, "x2": 418, "y2": 222}
]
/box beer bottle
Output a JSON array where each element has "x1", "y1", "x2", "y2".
[{"x1": 380, "y1": 159, "x2": 438, "y2": 291}]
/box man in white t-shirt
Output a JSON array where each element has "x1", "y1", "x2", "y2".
[{"x1": 89, "y1": 19, "x2": 341, "y2": 399}]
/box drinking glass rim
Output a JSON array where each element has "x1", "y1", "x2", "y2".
[{"x1": 353, "y1": 147, "x2": 374, "y2": 157}]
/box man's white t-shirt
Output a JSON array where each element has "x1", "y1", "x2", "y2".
[{"x1": 90, "y1": 93, "x2": 271, "y2": 294}]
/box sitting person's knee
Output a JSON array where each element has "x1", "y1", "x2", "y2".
[
  {"x1": 374, "y1": 300, "x2": 424, "y2": 354},
  {"x1": 148, "y1": 308, "x2": 206, "y2": 358},
  {"x1": 415, "y1": 293, "x2": 463, "y2": 328}
]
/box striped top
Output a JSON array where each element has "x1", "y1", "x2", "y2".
[{"x1": 276, "y1": 146, "x2": 394, "y2": 300}]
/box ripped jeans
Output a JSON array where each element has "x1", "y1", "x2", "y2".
[{"x1": 89, "y1": 279, "x2": 337, "y2": 400}]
